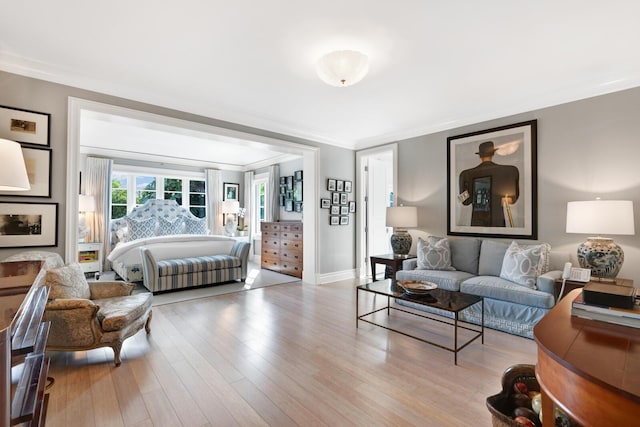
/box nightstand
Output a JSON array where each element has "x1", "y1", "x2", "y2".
[{"x1": 78, "y1": 241, "x2": 102, "y2": 274}]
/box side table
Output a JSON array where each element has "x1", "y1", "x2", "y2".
[
  {"x1": 78, "y1": 241, "x2": 103, "y2": 275},
  {"x1": 554, "y1": 277, "x2": 633, "y2": 301},
  {"x1": 370, "y1": 253, "x2": 416, "y2": 281}
]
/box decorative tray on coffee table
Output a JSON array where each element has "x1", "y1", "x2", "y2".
[{"x1": 396, "y1": 280, "x2": 438, "y2": 295}]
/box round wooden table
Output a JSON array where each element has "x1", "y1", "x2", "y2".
[{"x1": 533, "y1": 288, "x2": 640, "y2": 426}]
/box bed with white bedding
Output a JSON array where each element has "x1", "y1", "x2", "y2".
[
  {"x1": 108, "y1": 234, "x2": 237, "y2": 282},
  {"x1": 107, "y1": 199, "x2": 234, "y2": 282}
]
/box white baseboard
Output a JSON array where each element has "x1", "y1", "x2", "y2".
[{"x1": 315, "y1": 269, "x2": 358, "y2": 284}]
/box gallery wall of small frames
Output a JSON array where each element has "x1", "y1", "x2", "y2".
[
  {"x1": 320, "y1": 178, "x2": 355, "y2": 226},
  {"x1": 279, "y1": 170, "x2": 303, "y2": 212}
]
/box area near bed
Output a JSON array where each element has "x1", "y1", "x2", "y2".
[{"x1": 107, "y1": 200, "x2": 249, "y2": 292}]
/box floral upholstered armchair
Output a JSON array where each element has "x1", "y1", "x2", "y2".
[{"x1": 43, "y1": 263, "x2": 152, "y2": 366}]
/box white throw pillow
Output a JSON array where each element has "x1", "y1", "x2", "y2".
[
  {"x1": 499, "y1": 241, "x2": 544, "y2": 288},
  {"x1": 417, "y1": 237, "x2": 455, "y2": 271}
]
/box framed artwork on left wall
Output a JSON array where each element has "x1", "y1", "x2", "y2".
[
  {"x1": 0, "y1": 202, "x2": 58, "y2": 248},
  {"x1": 0, "y1": 105, "x2": 50, "y2": 146}
]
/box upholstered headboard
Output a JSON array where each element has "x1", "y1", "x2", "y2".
[{"x1": 110, "y1": 200, "x2": 207, "y2": 247}]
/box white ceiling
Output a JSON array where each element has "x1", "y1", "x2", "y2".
[{"x1": 2, "y1": 1, "x2": 640, "y2": 154}]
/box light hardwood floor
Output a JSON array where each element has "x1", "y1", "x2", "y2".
[{"x1": 44, "y1": 279, "x2": 537, "y2": 426}]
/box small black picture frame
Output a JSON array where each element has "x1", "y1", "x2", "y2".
[
  {"x1": 336, "y1": 180, "x2": 344, "y2": 192},
  {"x1": 344, "y1": 181, "x2": 352, "y2": 193},
  {"x1": 340, "y1": 193, "x2": 348, "y2": 205},
  {"x1": 330, "y1": 205, "x2": 339, "y2": 215},
  {"x1": 327, "y1": 178, "x2": 336, "y2": 191},
  {"x1": 332, "y1": 192, "x2": 340, "y2": 204},
  {"x1": 330, "y1": 216, "x2": 339, "y2": 225},
  {"x1": 294, "y1": 202, "x2": 303, "y2": 213},
  {"x1": 320, "y1": 199, "x2": 330, "y2": 209},
  {"x1": 294, "y1": 170, "x2": 303, "y2": 181},
  {"x1": 340, "y1": 216, "x2": 349, "y2": 225},
  {"x1": 340, "y1": 206, "x2": 349, "y2": 215},
  {"x1": 349, "y1": 201, "x2": 356, "y2": 213}
]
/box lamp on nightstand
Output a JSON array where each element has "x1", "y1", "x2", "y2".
[
  {"x1": 566, "y1": 199, "x2": 635, "y2": 278},
  {"x1": 222, "y1": 200, "x2": 240, "y2": 236},
  {"x1": 78, "y1": 194, "x2": 95, "y2": 242},
  {"x1": 386, "y1": 205, "x2": 418, "y2": 255}
]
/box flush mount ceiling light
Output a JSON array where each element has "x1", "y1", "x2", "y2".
[{"x1": 316, "y1": 50, "x2": 369, "y2": 87}]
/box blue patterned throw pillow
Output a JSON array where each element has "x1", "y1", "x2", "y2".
[
  {"x1": 417, "y1": 237, "x2": 455, "y2": 271},
  {"x1": 499, "y1": 241, "x2": 544, "y2": 289},
  {"x1": 157, "y1": 216, "x2": 184, "y2": 236},
  {"x1": 126, "y1": 217, "x2": 156, "y2": 241},
  {"x1": 184, "y1": 217, "x2": 208, "y2": 235}
]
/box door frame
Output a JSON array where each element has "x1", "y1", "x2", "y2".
[
  {"x1": 355, "y1": 143, "x2": 398, "y2": 279},
  {"x1": 66, "y1": 97, "x2": 319, "y2": 283}
]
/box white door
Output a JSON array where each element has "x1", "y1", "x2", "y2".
[{"x1": 357, "y1": 147, "x2": 396, "y2": 280}]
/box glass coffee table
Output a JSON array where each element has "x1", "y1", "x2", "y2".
[{"x1": 356, "y1": 279, "x2": 484, "y2": 365}]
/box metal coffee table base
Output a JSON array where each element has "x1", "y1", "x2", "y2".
[{"x1": 356, "y1": 289, "x2": 484, "y2": 365}]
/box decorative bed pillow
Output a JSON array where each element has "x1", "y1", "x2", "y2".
[
  {"x1": 499, "y1": 241, "x2": 544, "y2": 289},
  {"x1": 417, "y1": 237, "x2": 455, "y2": 271},
  {"x1": 126, "y1": 217, "x2": 156, "y2": 241},
  {"x1": 46, "y1": 263, "x2": 91, "y2": 300},
  {"x1": 157, "y1": 216, "x2": 184, "y2": 236},
  {"x1": 184, "y1": 217, "x2": 208, "y2": 235}
]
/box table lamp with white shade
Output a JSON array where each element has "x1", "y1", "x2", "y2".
[
  {"x1": 222, "y1": 200, "x2": 240, "y2": 236},
  {"x1": 386, "y1": 205, "x2": 418, "y2": 255},
  {"x1": 78, "y1": 194, "x2": 96, "y2": 242},
  {"x1": 566, "y1": 199, "x2": 635, "y2": 278},
  {"x1": 0, "y1": 139, "x2": 30, "y2": 191}
]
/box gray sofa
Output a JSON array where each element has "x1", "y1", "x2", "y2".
[{"x1": 396, "y1": 237, "x2": 569, "y2": 338}]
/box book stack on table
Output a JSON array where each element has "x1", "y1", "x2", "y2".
[{"x1": 571, "y1": 281, "x2": 640, "y2": 328}]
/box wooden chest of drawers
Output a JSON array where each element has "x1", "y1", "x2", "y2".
[{"x1": 260, "y1": 221, "x2": 303, "y2": 278}]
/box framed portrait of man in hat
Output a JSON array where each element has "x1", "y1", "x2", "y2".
[{"x1": 447, "y1": 120, "x2": 538, "y2": 239}]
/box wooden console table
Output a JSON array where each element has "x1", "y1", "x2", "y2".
[{"x1": 533, "y1": 288, "x2": 640, "y2": 426}]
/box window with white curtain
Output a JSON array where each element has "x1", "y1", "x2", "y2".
[
  {"x1": 111, "y1": 165, "x2": 206, "y2": 219},
  {"x1": 253, "y1": 173, "x2": 268, "y2": 232}
]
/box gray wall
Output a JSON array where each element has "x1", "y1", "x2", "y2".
[
  {"x1": 0, "y1": 70, "x2": 355, "y2": 276},
  {"x1": 395, "y1": 86, "x2": 640, "y2": 281}
]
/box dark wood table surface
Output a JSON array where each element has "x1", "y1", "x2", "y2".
[{"x1": 533, "y1": 288, "x2": 640, "y2": 425}]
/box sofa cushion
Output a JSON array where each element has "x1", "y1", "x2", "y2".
[
  {"x1": 396, "y1": 269, "x2": 474, "y2": 291},
  {"x1": 157, "y1": 216, "x2": 184, "y2": 236},
  {"x1": 499, "y1": 241, "x2": 543, "y2": 288},
  {"x1": 416, "y1": 237, "x2": 455, "y2": 271},
  {"x1": 157, "y1": 255, "x2": 241, "y2": 277},
  {"x1": 46, "y1": 263, "x2": 91, "y2": 300},
  {"x1": 126, "y1": 217, "x2": 156, "y2": 240},
  {"x1": 460, "y1": 276, "x2": 555, "y2": 309},
  {"x1": 96, "y1": 292, "x2": 153, "y2": 332},
  {"x1": 478, "y1": 240, "x2": 509, "y2": 276},
  {"x1": 449, "y1": 237, "x2": 481, "y2": 274}
]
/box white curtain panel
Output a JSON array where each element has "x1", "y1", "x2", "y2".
[
  {"x1": 244, "y1": 170, "x2": 253, "y2": 240},
  {"x1": 206, "y1": 169, "x2": 221, "y2": 234},
  {"x1": 267, "y1": 165, "x2": 280, "y2": 222},
  {"x1": 85, "y1": 157, "x2": 113, "y2": 270}
]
